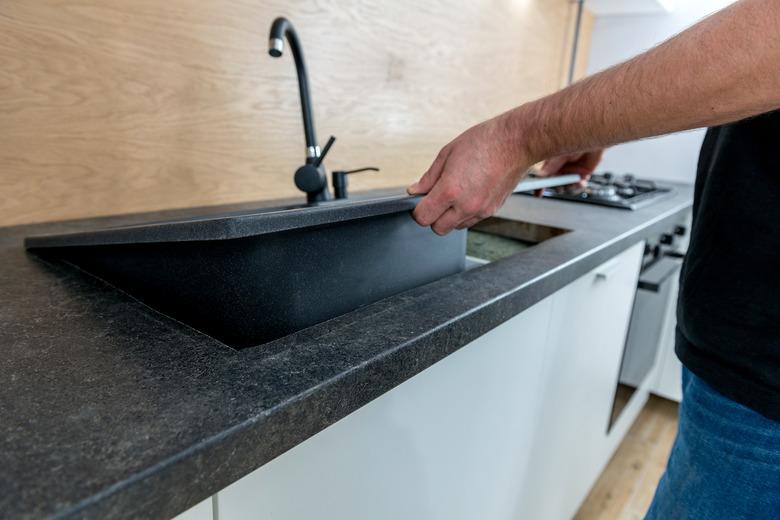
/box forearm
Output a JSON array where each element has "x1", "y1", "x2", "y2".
[{"x1": 506, "y1": 0, "x2": 780, "y2": 163}]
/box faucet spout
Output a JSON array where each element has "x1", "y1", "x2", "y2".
[{"x1": 268, "y1": 17, "x2": 319, "y2": 163}]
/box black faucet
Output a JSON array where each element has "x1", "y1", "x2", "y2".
[
  {"x1": 268, "y1": 17, "x2": 378, "y2": 203},
  {"x1": 268, "y1": 17, "x2": 331, "y2": 203}
]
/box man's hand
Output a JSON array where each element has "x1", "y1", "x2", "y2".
[
  {"x1": 533, "y1": 149, "x2": 604, "y2": 196},
  {"x1": 407, "y1": 115, "x2": 530, "y2": 235},
  {"x1": 539, "y1": 149, "x2": 604, "y2": 185}
]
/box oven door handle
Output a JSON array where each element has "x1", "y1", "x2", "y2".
[{"x1": 637, "y1": 256, "x2": 682, "y2": 293}]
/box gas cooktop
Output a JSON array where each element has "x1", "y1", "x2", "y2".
[{"x1": 533, "y1": 172, "x2": 673, "y2": 210}]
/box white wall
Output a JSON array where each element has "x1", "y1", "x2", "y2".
[
  {"x1": 587, "y1": 0, "x2": 674, "y2": 16},
  {"x1": 586, "y1": 0, "x2": 737, "y2": 183}
]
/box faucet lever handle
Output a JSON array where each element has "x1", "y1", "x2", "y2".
[{"x1": 313, "y1": 135, "x2": 336, "y2": 167}]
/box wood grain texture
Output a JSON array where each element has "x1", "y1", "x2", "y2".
[
  {"x1": 1, "y1": 0, "x2": 591, "y2": 226},
  {"x1": 575, "y1": 396, "x2": 679, "y2": 520}
]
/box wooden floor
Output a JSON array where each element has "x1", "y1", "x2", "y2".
[{"x1": 574, "y1": 396, "x2": 680, "y2": 520}]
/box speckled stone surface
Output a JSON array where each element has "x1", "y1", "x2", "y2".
[
  {"x1": 25, "y1": 194, "x2": 421, "y2": 247},
  {"x1": 0, "y1": 186, "x2": 693, "y2": 520}
]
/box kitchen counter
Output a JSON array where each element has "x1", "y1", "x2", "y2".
[{"x1": 0, "y1": 185, "x2": 693, "y2": 520}]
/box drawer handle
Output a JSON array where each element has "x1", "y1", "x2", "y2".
[{"x1": 595, "y1": 258, "x2": 621, "y2": 281}]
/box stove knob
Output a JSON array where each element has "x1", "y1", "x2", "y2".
[
  {"x1": 660, "y1": 233, "x2": 674, "y2": 245},
  {"x1": 623, "y1": 173, "x2": 635, "y2": 183},
  {"x1": 674, "y1": 225, "x2": 687, "y2": 236},
  {"x1": 603, "y1": 172, "x2": 614, "y2": 182}
]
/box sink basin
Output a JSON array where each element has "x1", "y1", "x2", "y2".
[{"x1": 26, "y1": 196, "x2": 466, "y2": 349}]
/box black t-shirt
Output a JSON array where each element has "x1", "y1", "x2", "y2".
[{"x1": 676, "y1": 110, "x2": 780, "y2": 422}]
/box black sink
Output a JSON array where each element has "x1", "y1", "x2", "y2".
[{"x1": 26, "y1": 196, "x2": 466, "y2": 349}]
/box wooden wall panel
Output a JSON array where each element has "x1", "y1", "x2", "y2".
[{"x1": 0, "y1": 0, "x2": 591, "y2": 226}]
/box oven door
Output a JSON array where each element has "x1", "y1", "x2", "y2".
[{"x1": 608, "y1": 255, "x2": 682, "y2": 430}]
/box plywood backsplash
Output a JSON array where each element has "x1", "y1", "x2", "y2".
[{"x1": 0, "y1": 0, "x2": 591, "y2": 226}]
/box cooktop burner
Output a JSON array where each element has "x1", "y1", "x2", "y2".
[{"x1": 534, "y1": 172, "x2": 673, "y2": 210}]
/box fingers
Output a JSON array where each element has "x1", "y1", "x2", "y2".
[
  {"x1": 574, "y1": 149, "x2": 604, "y2": 182},
  {"x1": 408, "y1": 146, "x2": 450, "y2": 195},
  {"x1": 410, "y1": 148, "x2": 454, "y2": 229},
  {"x1": 414, "y1": 178, "x2": 483, "y2": 235},
  {"x1": 412, "y1": 180, "x2": 453, "y2": 228},
  {"x1": 456, "y1": 216, "x2": 482, "y2": 230},
  {"x1": 539, "y1": 155, "x2": 572, "y2": 177},
  {"x1": 431, "y1": 207, "x2": 464, "y2": 236},
  {"x1": 430, "y1": 186, "x2": 498, "y2": 234},
  {"x1": 539, "y1": 149, "x2": 605, "y2": 188},
  {"x1": 542, "y1": 149, "x2": 605, "y2": 178},
  {"x1": 579, "y1": 149, "x2": 604, "y2": 172}
]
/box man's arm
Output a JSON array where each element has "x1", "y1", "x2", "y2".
[{"x1": 409, "y1": 0, "x2": 780, "y2": 234}]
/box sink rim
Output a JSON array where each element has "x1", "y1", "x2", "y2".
[{"x1": 25, "y1": 194, "x2": 421, "y2": 249}]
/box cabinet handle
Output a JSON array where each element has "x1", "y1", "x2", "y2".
[{"x1": 594, "y1": 258, "x2": 621, "y2": 281}]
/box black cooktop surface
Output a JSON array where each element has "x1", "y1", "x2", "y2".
[{"x1": 535, "y1": 173, "x2": 673, "y2": 210}]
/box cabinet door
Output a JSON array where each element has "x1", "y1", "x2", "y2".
[
  {"x1": 519, "y1": 242, "x2": 644, "y2": 520},
  {"x1": 171, "y1": 498, "x2": 213, "y2": 520},
  {"x1": 215, "y1": 296, "x2": 555, "y2": 520}
]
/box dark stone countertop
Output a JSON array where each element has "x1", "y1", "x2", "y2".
[{"x1": 0, "y1": 185, "x2": 693, "y2": 520}]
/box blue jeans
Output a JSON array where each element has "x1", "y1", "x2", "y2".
[{"x1": 645, "y1": 368, "x2": 780, "y2": 519}]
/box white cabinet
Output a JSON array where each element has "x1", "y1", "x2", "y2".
[
  {"x1": 518, "y1": 242, "x2": 644, "y2": 520},
  {"x1": 171, "y1": 497, "x2": 213, "y2": 520},
  {"x1": 215, "y1": 295, "x2": 556, "y2": 520},
  {"x1": 189, "y1": 243, "x2": 644, "y2": 520}
]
